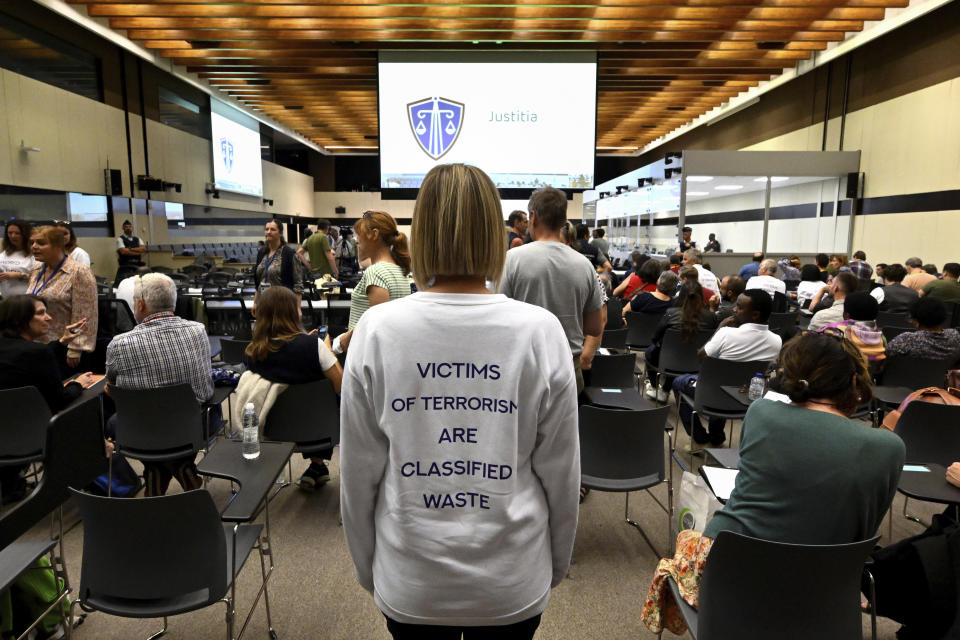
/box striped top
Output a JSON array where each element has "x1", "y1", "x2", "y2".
[{"x1": 348, "y1": 261, "x2": 410, "y2": 329}]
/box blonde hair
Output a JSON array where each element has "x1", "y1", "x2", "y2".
[
  {"x1": 354, "y1": 211, "x2": 411, "y2": 275},
  {"x1": 30, "y1": 226, "x2": 65, "y2": 250},
  {"x1": 411, "y1": 164, "x2": 506, "y2": 288}
]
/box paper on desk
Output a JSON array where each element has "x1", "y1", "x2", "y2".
[
  {"x1": 763, "y1": 390, "x2": 792, "y2": 404},
  {"x1": 902, "y1": 465, "x2": 930, "y2": 472},
  {"x1": 701, "y1": 466, "x2": 740, "y2": 501},
  {"x1": 600, "y1": 388, "x2": 622, "y2": 393},
  {"x1": 597, "y1": 348, "x2": 611, "y2": 356}
]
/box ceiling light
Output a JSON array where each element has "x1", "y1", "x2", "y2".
[
  {"x1": 685, "y1": 191, "x2": 709, "y2": 196},
  {"x1": 685, "y1": 176, "x2": 713, "y2": 182},
  {"x1": 753, "y1": 176, "x2": 789, "y2": 182},
  {"x1": 325, "y1": 146, "x2": 378, "y2": 149},
  {"x1": 715, "y1": 185, "x2": 744, "y2": 190}
]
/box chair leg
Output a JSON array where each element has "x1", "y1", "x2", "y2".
[
  {"x1": 258, "y1": 538, "x2": 278, "y2": 639},
  {"x1": 223, "y1": 599, "x2": 235, "y2": 640},
  {"x1": 865, "y1": 568, "x2": 878, "y2": 640},
  {"x1": 624, "y1": 492, "x2": 663, "y2": 557},
  {"x1": 902, "y1": 496, "x2": 928, "y2": 527},
  {"x1": 146, "y1": 616, "x2": 168, "y2": 640}
]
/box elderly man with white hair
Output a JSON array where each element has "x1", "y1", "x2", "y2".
[
  {"x1": 745, "y1": 258, "x2": 787, "y2": 300},
  {"x1": 681, "y1": 248, "x2": 719, "y2": 293},
  {"x1": 105, "y1": 272, "x2": 213, "y2": 496}
]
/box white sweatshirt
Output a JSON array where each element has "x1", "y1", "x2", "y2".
[{"x1": 340, "y1": 292, "x2": 580, "y2": 626}]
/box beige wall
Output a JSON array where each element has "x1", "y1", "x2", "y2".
[{"x1": 312, "y1": 191, "x2": 584, "y2": 222}]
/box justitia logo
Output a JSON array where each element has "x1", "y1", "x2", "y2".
[
  {"x1": 407, "y1": 97, "x2": 464, "y2": 160},
  {"x1": 219, "y1": 138, "x2": 234, "y2": 172}
]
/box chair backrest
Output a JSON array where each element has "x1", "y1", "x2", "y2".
[
  {"x1": 894, "y1": 402, "x2": 960, "y2": 466},
  {"x1": 694, "y1": 358, "x2": 771, "y2": 413},
  {"x1": 97, "y1": 298, "x2": 136, "y2": 338},
  {"x1": 578, "y1": 405, "x2": 669, "y2": 484},
  {"x1": 605, "y1": 298, "x2": 623, "y2": 330},
  {"x1": 783, "y1": 279, "x2": 800, "y2": 292},
  {"x1": 220, "y1": 338, "x2": 250, "y2": 365},
  {"x1": 659, "y1": 329, "x2": 713, "y2": 374},
  {"x1": 877, "y1": 310, "x2": 912, "y2": 328},
  {"x1": 767, "y1": 312, "x2": 798, "y2": 332},
  {"x1": 588, "y1": 353, "x2": 636, "y2": 388},
  {"x1": 600, "y1": 328, "x2": 627, "y2": 349},
  {"x1": 881, "y1": 325, "x2": 916, "y2": 343},
  {"x1": 263, "y1": 380, "x2": 340, "y2": 453},
  {"x1": 0, "y1": 387, "x2": 51, "y2": 460},
  {"x1": 71, "y1": 488, "x2": 228, "y2": 605},
  {"x1": 772, "y1": 291, "x2": 787, "y2": 313},
  {"x1": 880, "y1": 356, "x2": 949, "y2": 390},
  {"x1": 698, "y1": 531, "x2": 879, "y2": 640},
  {"x1": 111, "y1": 384, "x2": 204, "y2": 456},
  {"x1": 625, "y1": 311, "x2": 662, "y2": 349},
  {"x1": 0, "y1": 395, "x2": 105, "y2": 549}
]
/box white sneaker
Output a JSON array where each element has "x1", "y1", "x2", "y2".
[
  {"x1": 657, "y1": 387, "x2": 669, "y2": 403},
  {"x1": 644, "y1": 381, "x2": 658, "y2": 400}
]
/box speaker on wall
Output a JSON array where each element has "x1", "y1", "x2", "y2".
[
  {"x1": 335, "y1": 206, "x2": 346, "y2": 214},
  {"x1": 845, "y1": 172, "x2": 860, "y2": 199},
  {"x1": 105, "y1": 168, "x2": 123, "y2": 195}
]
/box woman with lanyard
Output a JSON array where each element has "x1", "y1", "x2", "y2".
[
  {"x1": 0, "y1": 220, "x2": 35, "y2": 298},
  {"x1": 331, "y1": 210, "x2": 411, "y2": 357},
  {"x1": 26, "y1": 226, "x2": 97, "y2": 372},
  {"x1": 252, "y1": 219, "x2": 303, "y2": 318}
]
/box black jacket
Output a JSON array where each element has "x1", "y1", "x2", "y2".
[{"x1": 0, "y1": 337, "x2": 82, "y2": 412}]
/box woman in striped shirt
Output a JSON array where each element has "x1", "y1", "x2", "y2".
[{"x1": 332, "y1": 211, "x2": 411, "y2": 356}]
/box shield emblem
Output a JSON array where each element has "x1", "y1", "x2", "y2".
[
  {"x1": 219, "y1": 138, "x2": 234, "y2": 172},
  {"x1": 407, "y1": 97, "x2": 465, "y2": 160}
]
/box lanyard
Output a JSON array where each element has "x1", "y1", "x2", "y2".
[
  {"x1": 31, "y1": 255, "x2": 67, "y2": 295},
  {"x1": 263, "y1": 248, "x2": 280, "y2": 275}
]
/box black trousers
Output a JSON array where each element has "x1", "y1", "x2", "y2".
[{"x1": 384, "y1": 614, "x2": 542, "y2": 640}]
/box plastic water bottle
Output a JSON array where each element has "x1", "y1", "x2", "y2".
[
  {"x1": 242, "y1": 402, "x2": 260, "y2": 460},
  {"x1": 747, "y1": 373, "x2": 766, "y2": 401}
]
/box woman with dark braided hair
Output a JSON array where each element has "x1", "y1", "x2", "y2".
[{"x1": 641, "y1": 331, "x2": 905, "y2": 635}]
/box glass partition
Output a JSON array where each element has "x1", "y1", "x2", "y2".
[
  {"x1": 682, "y1": 175, "x2": 767, "y2": 254},
  {"x1": 766, "y1": 176, "x2": 844, "y2": 254}
]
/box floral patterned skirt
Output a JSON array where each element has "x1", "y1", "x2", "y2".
[{"x1": 641, "y1": 530, "x2": 714, "y2": 635}]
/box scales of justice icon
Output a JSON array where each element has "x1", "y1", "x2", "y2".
[{"x1": 407, "y1": 96, "x2": 465, "y2": 160}]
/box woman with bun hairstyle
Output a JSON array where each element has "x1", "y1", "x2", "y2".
[
  {"x1": 332, "y1": 210, "x2": 411, "y2": 355},
  {"x1": 642, "y1": 331, "x2": 904, "y2": 635}
]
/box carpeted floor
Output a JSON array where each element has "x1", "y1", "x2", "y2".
[{"x1": 22, "y1": 401, "x2": 935, "y2": 640}]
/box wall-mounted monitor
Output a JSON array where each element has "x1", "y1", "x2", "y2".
[
  {"x1": 210, "y1": 101, "x2": 263, "y2": 197},
  {"x1": 66, "y1": 192, "x2": 108, "y2": 222},
  {"x1": 378, "y1": 51, "x2": 597, "y2": 191}
]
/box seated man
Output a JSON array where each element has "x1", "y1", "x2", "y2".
[
  {"x1": 745, "y1": 259, "x2": 787, "y2": 300},
  {"x1": 105, "y1": 273, "x2": 214, "y2": 496},
  {"x1": 708, "y1": 275, "x2": 745, "y2": 323},
  {"x1": 672, "y1": 290, "x2": 782, "y2": 448},
  {"x1": 777, "y1": 255, "x2": 802, "y2": 282},
  {"x1": 808, "y1": 272, "x2": 858, "y2": 332},
  {"x1": 869, "y1": 263, "x2": 919, "y2": 313},
  {"x1": 823, "y1": 291, "x2": 885, "y2": 371},
  {"x1": 623, "y1": 270, "x2": 677, "y2": 318},
  {"x1": 921, "y1": 262, "x2": 960, "y2": 303},
  {"x1": 682, "y1": 249, "x2": 719, "y2": 293},
  {"x1": 738, "y1": 252, "x2": 764, "y2": 280}
]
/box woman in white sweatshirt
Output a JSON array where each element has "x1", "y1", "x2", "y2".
[{"x1": 340, "y1": 164, "x2": 581, "y2": 639}]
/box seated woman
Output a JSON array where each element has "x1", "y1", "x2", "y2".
[
  {"x1": 796, "y1": 263, "x2": 825, "y2": 311},
  {"x1": 612, "y1": 252, "x2": 657, "y2": 301},
  {"x1": 644, "y1": 279, "x2": 718, "y2": 402},
  {"x1": 623, "y1": 270, "x2": 676, "y2": 320},
  {"x1": 886, "y1": 296, "x2": 960, "y2": 367},
  {"x1": 242, "y1": 286, "x2": 342, "y2": 490},
  {"x1": 822, "y1": 291, "x2": 886, "y2": 371},
  {"x1": 642, "y1": 332, "x2": 905, "y2": 635},
  {"x1": 0, "y1": 294, "x2": 94, "y2": 502}
]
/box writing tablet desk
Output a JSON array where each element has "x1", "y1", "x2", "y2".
[{"x1": 582, "y1": 387, "x2": 653, "y2": 411}]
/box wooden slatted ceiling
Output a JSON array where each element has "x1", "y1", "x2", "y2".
[{"x1": 66, "y1": 0, "x2": 902, "y2": 153}]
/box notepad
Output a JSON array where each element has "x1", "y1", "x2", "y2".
[
  {"x1": 701, "y1": 466, "x2": 740, "y2": 501},
  {"x1": 597, "y1": 348, "x2": 612, "y2": 356},
  {"x1": 902, "y1": 465, "x2": 931, "y2": 472},
  {"x1": 600, "y1": 388, "x2": 622, "y2": 393}
]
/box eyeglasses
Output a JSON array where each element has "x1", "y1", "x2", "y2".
[{"x1": 801, "y1": 327, "x2": 847, "y2": 341}]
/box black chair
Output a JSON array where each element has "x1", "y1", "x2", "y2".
[
  {"x1": 150, "y1": 266, "x2": 173, "y2": 274},
  {"x1": 203, "y1": 294, "x2": 252, "y2": 338},
  {"x1": 579, "y1": 405, "x2": 671, "y2": 555},
  {"x1": 874, "y1": 356, "x2": 950, "y2": 409},
  {"x1": 110, "y1": 384, "x2": 205, "y2": 494},
  {"x1": 894, "y1": 402, "x2": 960, "y2": 527},
  {"x1": 877, "y1": 311, "x2": 912, "y2": 328},
  {"x1": 647, "y1": 329, "x2": 713, "y2": 379},
  {"x1": 881, "y1": 325, "x2": 916, "y2": 343},
  {"x1": 665, "y1": 531, "x2": 879, "y2": 640},
  {"x1": 0, "y1": 387, "x2": 51, "y2": 500},
  {"x1": 70, "y1": 488, "x2": 275, "y2": 640},
  {"x1": 112, "y1": 265, "x2": 139, "y2": 289},
  {"x1": 767, "y1": 311, "x2": 798, "y2": 337},
  {"x1": 220, "y1": 338, "x2": 250, "y2": 365},
  {"x1": 625, "y1": 312, "x2": 661, "y2": 350},
  {"x1": 772, "y1": 291, "x2": 788, "y2": 313},
  {"x1": 783, "y1": 279, "x2": 800, "y2": 292},
  {"x1": 677, "y1": 358, "x2": 771, "y2": 449},
  {"x1": 263, "y1": 380, "x2": 340, "y2": 487},
  {"x1": 97, "y1": 298, "x2": 136, "y2": 339},
  {"x1": 586, "y1": 353, "x2": 636, "y2": 388},
  {"x1": 605, "y1": 298, "x2": 623, "y2": 330},
  {"x1": 600, "y1": 328, "x2": 627, "y2": 349}
]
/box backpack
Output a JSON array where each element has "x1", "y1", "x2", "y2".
[
  {"x1": 86, "y1": 455, "x2": 142, "y2": 497},
  {"x1": 881, "y1": 387, "x2": 960, "y2": 431}
]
